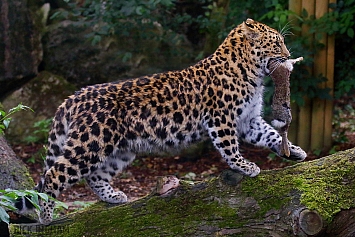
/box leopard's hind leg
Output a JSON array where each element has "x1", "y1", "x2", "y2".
[{"x1": 85, "y1": 151, "x2": 135, "y2": 203}]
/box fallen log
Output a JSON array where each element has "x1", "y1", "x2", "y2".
[{"x1": 10, "y1": 148, "x2": 355, "y2": 237}]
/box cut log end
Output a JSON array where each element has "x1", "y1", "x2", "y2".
[
  {"x1": 299, "y1": 209, "x2": 323, "y2": 236},
  {"x1": 293, "y1": 208, "x2": 323, "y2": 236}
]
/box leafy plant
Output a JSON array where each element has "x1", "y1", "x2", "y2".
[
  {"x1": 0, "y1": 189, "x2": 68, "y2": 224},
  {"x1": 26, "y1": 146, "x2": 47, "y2": 164},
  {"x1": 51, "y1": 0, "x2": 174, "y2": 43},
  {"x1": 49, "y1": 0, "x2": 355, "y2": 104},
  {"x1": 24, "y1": 118, "x2": 52, "y2": 144},
  {"x1": 52, "y1": 201, "x2": 69, "y2": 220},
  {"x1": 332, "y1": 101, "x2": 355, "y2": 143},
  {"x1": 0, "y1": 103, "x2": 33, "y2": 135},
  {"x1": 0, "y1": 189, "x2": 48, "y2": 224},
  {"x1": 72, "y1": 201, "x2": 94, "y2": 210}
]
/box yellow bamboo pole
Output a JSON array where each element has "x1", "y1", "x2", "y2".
[
  {"x1": 323, "y1": 0, "x2": 336, "y2": 149},
  {"x1": 288, "y1": 0, "x2": 302, "y2": 144},
  {"x1": 310, "y1": 0, "x2": 328, "y2": 150},
  {"x1": 296, "y1": 0, "x2": 315, "y2": 151},
  {"x1": 289, "y1": 0, "x2": 302, "y2": 15}
]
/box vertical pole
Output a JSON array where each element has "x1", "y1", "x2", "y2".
[
  {"x1": 288, "y1": 0, "x2": 335, "y2": 151},
  {"x1": 288, "y1": 0, "x2": 302, "y2": 144},
  {"x1": 310, "y1": 0, "x2": 328, "y2": 150},
  {"x1": 323, "y1": 0, "x2": 335, "y2": 149},
  {"x1": 297, "y1": 0, "x2": 315, "y2": 151}
]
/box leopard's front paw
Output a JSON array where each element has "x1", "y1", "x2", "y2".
[
  {"x1": 282, "y1": 144, "x2": 307, "y2": 161},
  {"x1": 239, "y1": 162, "x2": 261, "y2": 177}
]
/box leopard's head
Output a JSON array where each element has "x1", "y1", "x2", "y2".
[{"x1": 240, "y1": 18, "x2": 290, "y2": 74}]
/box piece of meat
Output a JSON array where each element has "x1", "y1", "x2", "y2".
[{"x1": 268, "y1": 57, "x2": 303, "y2": 157}]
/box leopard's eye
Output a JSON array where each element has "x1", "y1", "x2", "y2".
[{"x1": 275, "y1": 41, "x2": 281, "y2": 48}]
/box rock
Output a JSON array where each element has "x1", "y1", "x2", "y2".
[
  {"x1": 42, "y1": 19, "x2": 194, "y2": 87},
  {"x1": 2, "y1": 71, "x2": 76, "y2": 142},
  {"x1": 0, "y1": 0, "x2": 45, "y2": 100}
]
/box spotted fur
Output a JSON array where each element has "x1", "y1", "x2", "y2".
[{"x1": 21, "y1": 18, "x2": 307, "y2": 224}]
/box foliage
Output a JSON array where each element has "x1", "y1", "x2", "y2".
[
  {"x1": 26, "y1": 146, "x2": 47, "y2": 164},
  {"x1": 0, "y1": 104, "x2": 33, "y2": 136},
  {"x1": 251, "y1": 0, "x2": 354, "y2": 105},
  {"x1": 0, "y1": 189, "x2": 48, "y2": 224},
  {"x1": 48, "y1": 1, "x2": 355, "y2": 104},
  {"x1": 24, "y1": 118, "x2": 52, "y2": 144},
  {"x1": 308, "y1": 0, "x2": 355, "y2": 38},
  {"x1": 72, "y1": 201, "x2": 94, "y2": 210},
  {"x1": 50, "y1": 0, "x2": 178, "y2": 56},
  {"x1": 0, "y1": 189, "x2": 68, "y2": 224},
  {"x1": 333, "y1": 101, "x2": 355, "y2": 143},
  {"x1": 52, "y1": 200, "x2": 69, "y2": 220}
]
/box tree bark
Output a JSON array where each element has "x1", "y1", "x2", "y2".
[
  {"x1": 0, "y1": 136, "x2": 34, "y2": 190},
  {"x1": 0, "y1": 136, "x2": 35, "y2": 237},
  {"x1": 9, "y1": 148, "x2": 355, "y2": 237}
]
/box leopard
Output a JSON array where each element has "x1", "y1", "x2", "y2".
[{"x1": 16, "y1": 18, "x2": 307, "y2": 224}]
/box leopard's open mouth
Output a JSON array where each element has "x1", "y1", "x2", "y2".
[{"x1": 266, "y1": 57, "x2": 288, "y2": 74}]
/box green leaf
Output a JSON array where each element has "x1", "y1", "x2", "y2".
[
  {"x1": 49, "y1": 11, "x2": 62, "y2": 20},
  {"x1": 55, "y1": 201, "x2": 69, "y2": 210},
  {"x1": 4, "y1": 189, "x2": 22, "y2": 198},
  {"x1": 8, "y1": 103, "x2": 31, "y2": 113},
  {"x1": 0, "y1": 201, "x2": 16, "y2": 211},
  {"x1": 135, "y1": 6, "x2": 144, "y2": 15},
  {"x1": 280, "y1": 14, "x2": 286, "y2": 24},
  {"x1": 25, "y1": 196, "x2": 40, "y2": 210},
  {"x1": 328, "y1": 2, "x2": 337, "y2": 9},
  {"x1": 122, "y1": 52, "x2": 132, "y2": 63},
  {"x1": 0, "y1": 207, "x2": 9, "y2": 224},
  {"x1": 91, "y1": 35, "x2": 102, "y2": 45},
  {"x1": 3, "y1": 118, "x2": 11, "y2": 129},
  {"x1": 347, "y1": 28, "x2": 354, "y2": 38},
  {"x1": 38, "y1": 193, "x2": 49, "y2": 202},
  {"x1": 1, "y1": 195, "x2": 16, "y2": 203}
]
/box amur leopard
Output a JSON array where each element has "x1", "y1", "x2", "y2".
[{"x1": 17, "y1": 18, "x2": 307, "y2": 224}]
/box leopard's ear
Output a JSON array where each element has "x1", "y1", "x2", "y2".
[{"x1": 242, "y1": 18, "x2": 259, "y2": 39}]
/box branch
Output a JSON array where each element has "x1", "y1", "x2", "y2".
[{"x1": 10, "y1": 148, "x2": 355, "y2": 237}]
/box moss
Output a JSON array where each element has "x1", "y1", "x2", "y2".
[
  {"x1": 10, "y1": 149, "x2": 355, "y2": 236},
  {"x1": 37, "y1": 179, "x2": 239, "y2": 237},
  {"x1": 242, "y1": 149, "x2": 355, "y2": 223}
]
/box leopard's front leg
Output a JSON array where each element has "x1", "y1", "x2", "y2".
[
  {"x1": 205, "y1": 117, "x2": 260, "y2": 177},
  {"x1": 242, "y1": 116, "x2": 307, "y2": 161}
]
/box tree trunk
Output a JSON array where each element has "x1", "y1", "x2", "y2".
[
  {"x1": 0, "y1": 136, "x2": 34, "y2": 190},
  {"x1": 9, "y1": 148, "x2": 355, "y2": 237},
  {"x1": 0, "y1": 0, "x2": 43, "y2": 100},
  {"x1": 0, "y1": 136, "x2": 35, "y2": 237}
]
